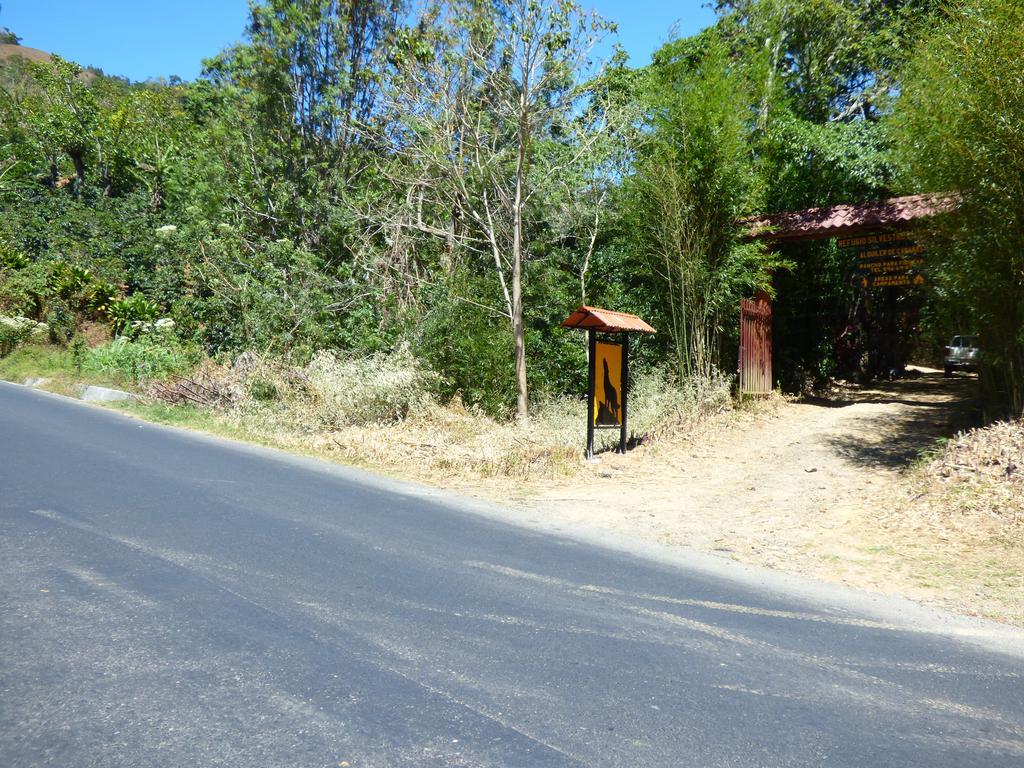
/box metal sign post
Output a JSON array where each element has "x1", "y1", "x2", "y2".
[
  {"x1": 619, "y1": 333, "x2": 629, "y2": 454},
  {"x1": 586, "y1": 329, "x2": 596, "y2": 459}
]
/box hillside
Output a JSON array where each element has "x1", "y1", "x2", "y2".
[
  {"x1": 0, "y1": 42, "x2": 98, "y2": 82},
  {"x1": 0, "y1": 43, "x2": 53, "y2": 64}
]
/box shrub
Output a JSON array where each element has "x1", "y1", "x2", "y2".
[
  {"x1": 50, "y1": 263, "x2": 95, "y2": 302},
  {"x1": 628, "y1": 366, "x2": 734, "y2": 438},
  {"x1": 0, "y1": 260, "x2": 50, "y2": 319},
  {"x1": 0, "y1": 316, "x2": 39, "y2": 357},
  {"x1": 892, "y1": 0, "x2": 1024, "y2": 415},
  {"x1": 85, "y1": 281, "x2": 120, "y2": 318},
  {"x1": 0, "y1": 251, "x2": 128, "y2": 338},
  {"x1": 248, "y1": 378, "x2": 279, "y2": 402},
  {"x1": 303, "y1": 346, "x2": 441, "y2": 426},
  {"x1": 45, "y1": 298, "x2": 75, "y2": 343},
  {"x1": 84, "y1": 335, "x2": 199, "y2": 383},
  {"x1": 0, "y1": 240, "x2": 29, "y2": 271},
  {"x1": 416, "y1": 290, "x2": 516, "y2": 417},
  {"x1": 70, "y1": 335, "x2": 88, "y2": 372},
  {"x1": 108, "y1": 294, "x2": 160, "y2": 336}
]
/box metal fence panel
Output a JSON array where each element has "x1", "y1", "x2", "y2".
[{"x1": 739, "y1": 291, "x2": 773, "y2": 397}]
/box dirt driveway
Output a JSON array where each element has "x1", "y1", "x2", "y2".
[{"x1": 498, "y1": 370, "x2": 1023, "y2": 622}]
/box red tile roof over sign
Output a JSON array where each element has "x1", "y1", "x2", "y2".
[
  {"x1": 561, "y1": 306, "x2": 656, "y2": 334},
  {"x1": 743, "y1": 193, "x2": 959, "y2": 243}
]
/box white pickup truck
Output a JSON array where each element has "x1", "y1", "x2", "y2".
[{"x1": 944, "y1": 335, "x2": 979, "y2": 377}]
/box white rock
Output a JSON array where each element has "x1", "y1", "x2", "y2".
[{"x1": 78, "y1": 385, "x2": 137, "y2": 403}]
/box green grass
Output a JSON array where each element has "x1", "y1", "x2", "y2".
[
  {"x1": 864, "y1": 544, "x2": 897, "y2": 556},
  {"x1": 0, "y1": 344, "x2": 74, "y2": 380},
  {"x1": 84, "y1": 336, "x2": 199, "y2": 383},
  {"x1": 912, "y1": 436, "x2": 950, "y2": 468},
  {"x1": 1, "y1": 337, "x2": 201, "y2": 395},
  {"x1": 0, "y1": 342, "x2": 132, "y2": 393},
  {"x1": 114, "y1": 401, "x2": 242, "y2": 437}
]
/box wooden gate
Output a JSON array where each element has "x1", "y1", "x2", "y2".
[{"x1": 739, "y1": 290, "x2": 772, "y2": 397}]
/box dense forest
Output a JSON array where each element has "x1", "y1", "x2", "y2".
[{"x1": 1, "y1": 0, "x2": 1021, "y2": 418}]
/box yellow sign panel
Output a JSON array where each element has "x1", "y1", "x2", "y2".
[{"x1": 593, "y1": 341, "x2": 623, "y2": 427}]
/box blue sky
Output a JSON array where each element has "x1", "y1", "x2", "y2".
[{"x1": 1, "y1": 1, "x2": 716, "y2": 82}]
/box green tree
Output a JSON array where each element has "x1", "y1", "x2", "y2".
[
  {"x1": 707, "y1": 1, "x2": 940, "y2": 390},
  {"x1": 202, "y1": 0, "x2": 404, "y2": 249},
  {"x1": 385, "y1": 0, "x2": 613, "y2": 418},
  {"x1": 716, "y1": 0, "x2": 939, "y2": 124},
  {"x1": 19, "y1": 55, "x2": 99, "y2": 192},
  {"x1": 892, "y1": 0, "x2": 1024, "y2": 416},
  {"x1": 622, "y1": 35, "x2": 774, "y2": 381}
]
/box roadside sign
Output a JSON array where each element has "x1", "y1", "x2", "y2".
[
  {"x1": 839, "y1": 234, "x2": 927, "y2": 288},
  {"x1": 592, "y1": 341, "x2": 623, "y2": 428},
  {"x1": 856, "y1": 241, "x2": 925, "y2": 261},
  {"x1": 837, "y1": 232, "x2": 911, "y2": 250},
  {"x1": 560, "y1": 306, "x2": 656, "y2": 459},
  {"x1": 859, "y1": 273, "x2": 926, "y2": 289},
  {"x1": 857, "y1": 256, "x2": 925, "y2": 276}
]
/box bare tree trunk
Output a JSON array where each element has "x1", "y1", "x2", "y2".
[
  {"x1": 512, "y1": 89, "x2": 529, "y2": 419},
  {"x1": 580, "y1": 198, "x2": 602, "y2": 303},
  {"x1": 69, "y1": 151, "x2": 86, "y2": 196},
  {"x1": 151, "y1": 181, "x2": 164, "y2": 210}
]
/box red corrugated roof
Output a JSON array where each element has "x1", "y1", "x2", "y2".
[
  {"x1": 744, "y1": 193, "x2": 958, "y2": 243},
  {"x1": 561, "y1": 306, "x2": 656, "y2": 334}
]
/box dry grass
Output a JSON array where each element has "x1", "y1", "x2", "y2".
[
  {"x1": 872, "y1": 419, "x2": 1024, "y2": 623},
  {"x1": 893, "y1": 419, "x2": 1024, "y2": 536},
  {"x1": 142, "y1": 351, "x2": 735, "y2": 484},
  {"x1": 0, "y1": 44, "x2": 59, "y2": 65},
  {"x1": 267, "y1": 399, "x2": 581, "y2": 482}
]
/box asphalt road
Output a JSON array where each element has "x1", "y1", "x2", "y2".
[{"x1": 1, "y1": 381, "x2": 1022, "y2": 768}]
